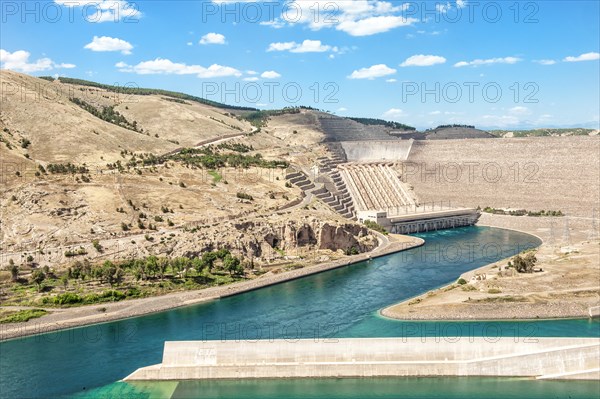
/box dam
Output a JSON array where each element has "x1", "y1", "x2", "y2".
[
  {"x1": 125, "y1": 338, "x2": 600, "y2": 381},
  {"x1": 288, "y1": 141, "x2": 481, "y2": 233}
]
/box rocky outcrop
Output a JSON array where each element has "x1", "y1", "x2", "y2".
[
  {"x1": 318, "y1": 223, "x2": 371, "y2": 252},
  {"x1": 228, "y1": 218, "x2": 377, "y2": 258}
]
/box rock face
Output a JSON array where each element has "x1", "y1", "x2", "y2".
[
  {"x1": 227, "y1": 218, "x2": 378, "y2": 259},
  {"x1": 318, "y1": 223, "x2": 371, "y2": 252}
]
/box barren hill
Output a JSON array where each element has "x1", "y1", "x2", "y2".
[
  {"x1": 0, "y1": 70, "x2": 254, "y2": 165},
  {"x1": 0, "y1": 71, "x2": 374, "y2": 273}
]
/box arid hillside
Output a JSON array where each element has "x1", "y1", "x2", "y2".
[
  {"x1": 0, "y1": 71, "x2": 375, "y2": 274},
  {"x1": 0, "y1": 70, "x2": 257, "y2": 165}
]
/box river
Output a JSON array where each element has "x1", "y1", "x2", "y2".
[{"x1": 1, "y1": 226, "x2": 598, "y2": 398}]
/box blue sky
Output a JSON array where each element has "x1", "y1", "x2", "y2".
[{"x1": 1, "y1": 0, "x2": 599, "y2": 129}]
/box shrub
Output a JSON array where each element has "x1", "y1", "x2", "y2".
[
  {"x1": 92, "y1": 239, "x2": 103, "y2": 253},
  {"x1": 457, "y1": 278, "x2": 467, "y2": 285},
  {"x1": 236, "y1": 192, "x2": 253, "y2": 201},
  {"x1": 513, "y1": 252, "x2": 537, "y2": 273},
  {"x1": 100, "y1": 290, "x2": 126, "y2": 301},
  {"x1": 53, "y1": 293, "x2": 83, "y2": 305},
  {"x1": 64, "y1": 247, "x2": 88, "y2": 257},
  {"x1": 363, "y1": 220, "x2": 388, "y2": 235},
  {"x1": 0, "y1": 309, "x2": 47, "y2": 324}
]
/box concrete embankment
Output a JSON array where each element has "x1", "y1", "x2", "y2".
[{"x1": 124, "y1": 337, "x2": 600, "y2": 381}]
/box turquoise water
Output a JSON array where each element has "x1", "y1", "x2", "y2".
[
  {"x1": 1, "y1": 227, "x2": 598, "y2": 398},
  {"x1": 71, "y1": 378, "x2": 600, "y2": 399}
]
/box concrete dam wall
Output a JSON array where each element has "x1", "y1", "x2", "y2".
[
  {"x1": 341, "y1": 140, "x2": 414, "y2": 162},
  {"x1": 125, "y1": 337, "x2": 600, "y2": 381}
]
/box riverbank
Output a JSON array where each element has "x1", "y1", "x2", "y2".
[
  {"x1": 381, "y1": 214, "x2": 600, "y2": 321},
  {"x1": 0, "y1": 233, "x2": 423, "y2": 341}
]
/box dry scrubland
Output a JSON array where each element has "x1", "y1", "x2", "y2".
[
  {"x1": 0, "y1": 72, "x2": 380, "y2": 318},
  {"x1": 404, "y1": 137, "x2": 600, "y2": 216},
  {"x1": 382, "y1": 214, "x2": 600, "y2": 320}
]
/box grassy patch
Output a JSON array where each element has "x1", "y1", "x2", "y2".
[
  {"x1": 0, "y1": 309, "x2": 48, "y2": 324},
  {"x1": 208, "y1": 170, "x2": 222, "y2": 183},
  {"x1": 472, "y1": 296, "x2": 528, "y2": 303}
]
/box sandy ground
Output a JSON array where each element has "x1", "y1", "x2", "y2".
[
  {"x1": 0, "y1": 234, "x2": 422, "y2": 341},
  {"x1": 381, "y1": 214, "x2": 600, "y2": 321}
]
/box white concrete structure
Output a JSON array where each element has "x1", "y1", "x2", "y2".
[
  {"x1": 125, "y1": 337, "x2": 600, "y2": 381},
  {"x1": 341, "y1": 140, "x2": 414, "y2": 162}
]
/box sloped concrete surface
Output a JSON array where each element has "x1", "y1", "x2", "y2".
[{"x1": 124, "y1": 337, "x2": 600, "y2": 381}]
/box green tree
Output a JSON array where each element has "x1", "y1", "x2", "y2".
[
  {"x1": 513, "y1": 252, "x2": 538, "y2": 273},
  {"x1": 180, "y1": 257, "x2": 192, "y2": 278},
  {"x1": 9, "y1": 263, "x2": 19, "y2": 282},
  {"x1": 145, "y1": 255, "x2": 158, "y2": 278},
  {"x1": 102, "y1": 261, "x2": 119, "y2": 286},
  {"x1": 223, "y1": 254, "x2": 243, "y2": 276},
  {"x1": 157, "y1": 257, "x2": 169, "y2": 280},
  {"x1": 201, "y1": 252, "x2": 218, "y2": 271},
  {"x1": 192, "y1": 257, "x2": 207, "y2": 275},
  {"x1": 60, "y1": 275, "x2": 69, "y2": 291},
  {"x1": 31, "y1": 269, "x2": 46, "y2": 291}
]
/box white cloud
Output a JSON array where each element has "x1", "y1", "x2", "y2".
[
  {"x1": 436, "y1": 2, "x2": 452, "y2": 13},
  {"x1": 454, "y1": 57, "x2": 521, "y2": 67},
  {"x1": 338, "y1": 107, "x2": 348, "y2": 112},
  {"x1": 268, "y1": 1, "x2": 417, "y2": 37},
  {"x1": 243, "y1": 77, "x2": 260, "y2": 82},
  {"x1": 260, "y1": 20, "x2": 286, "y2": 29},
  {"x1": 563, "y1": 52, "x2": 600, "y2": 62},
  {"x1": 429, "y1": 111, "x2": 441, "y2": 115},
  {"x1": 386, "y1": 78, "x2": 397, "y2": 83},
  {"x1": 508, "y1": 106, "x2": 530, "y2": 116},
  {"x1": 246, "y1": 70, "x2": 258, "y2": 75},
  {"x1": 84, "y1": 36, "x2": 133, "y2": 55},
  {"x1": 199, "y1": 33, "x2": 226, "y2": 45},
  {"x1": 54, "y1": 0, "x2": 141, "y2": 23},
  {"x1": 400, "y1": 54, "x2": 446, "y2": 67},
  {"x1": 0, "y1": 49, "x2": 75, "y2": 72},
  {"x1": 187, "y1": 42, "x2": 193, "y2": 46},
  {"x1": 116, "y1": 58, "x2": 241, "y2": 78},
  {"x1": 382, "y1": 108, "x2": 407, "y2": 120},
  {"x1": 267, "y1": 42, "x2": 296, "y2": 52},
  {"x1": 336, "y1": 15, "x2": 417, "y2": 36},
  {"x1": 267, "y1": 40, "x2": 336, "y2": 53},
  {"x1": 348, "y1": 64, "x2": 396, "y2": 79},
  {"x1": 261, "y1": 70, "x2": 281, "y2": 79},
  {"x1": 456, "y1": 0, "x2": 467, "y2": 8},
  {"x1": 534, "y1": 59, "x2": 556, "y2": 65}
]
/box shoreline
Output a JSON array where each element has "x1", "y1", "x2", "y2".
[
  {"x1": 380, "y1": 214, "x2": 600, "y2": 322},
  {"x1": 0, "y1": 233, "x2": 424, "y2": 341}
]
